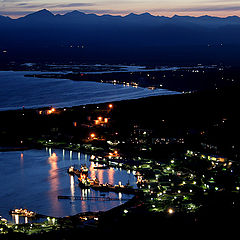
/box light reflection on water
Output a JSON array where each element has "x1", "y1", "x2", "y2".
[
  {"x1": 20, "y1": 153, "x2": 24, "y2": 168},
  {"x1": 0, "y1": 149, "x2": 136, "y2": 223},
  {"x1": 48, "y1": 152, "x2": 63, "y2": 217}
]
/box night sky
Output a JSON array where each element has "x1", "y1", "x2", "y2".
[{"x1": 0, "y1": 0, "x2": 240, "y2": 18}]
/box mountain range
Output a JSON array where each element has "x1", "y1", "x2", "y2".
[
  {"x1": 1, "y1": 9, "x2": 240, "y2": 64},
  {"x1": 2, "y1": 9, "x2": 240, "y2": 26}
]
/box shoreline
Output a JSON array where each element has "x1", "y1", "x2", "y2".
[
  {"x1": 0, "y1": 86, "x2": 181, "y2": 113},
  {"x1": 1, "y1": 70, "x2": 240, "y2": 235},
  {"x1": 0, "y1": 144, "x2": 143, "y2": 235},
  {"x1": 0, "y1": 90, "x2": 180, "y2": 112},
  {"x1": 0, "y1": 146, "x2": 30, "y2": 152},
  {"x1": 0, "y1": 69, "x2": 181, "y2": 112}
]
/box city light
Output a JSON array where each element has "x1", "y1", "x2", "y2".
[
  {"x1": 47, "y1": 108, "x2": 56, "y2": 115},
  {"x1": 90, "y1": 133, "x2": 96, "y2": 139},
  {"x1": 168, "y1": 208, "x2": 174, "y2": 214}
]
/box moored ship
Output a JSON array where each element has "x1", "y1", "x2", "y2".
[
  {"x1": 68, "y1": 165, "x2": 88, "y2": 177},
  {"x1": 9, "y1": 208, "x2": 37, "y2": 218}
]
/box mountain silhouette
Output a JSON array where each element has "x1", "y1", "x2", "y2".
[
  {"x1": 1, "y1": 9, "x2": 240, "y2": 64},
  {"x1": 24, "y1": 9, "x2": 54, "y2": 18},
  {"x1": 17, "y1": 9, "x2": 54, "y2": 22},
  {"x1": 2, "y1": 9, "x2": 240, "y2": 26}
]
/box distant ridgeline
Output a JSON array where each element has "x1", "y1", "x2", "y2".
[{"x1": 1, "y1": 9, "x2": 240, "y2": 64}]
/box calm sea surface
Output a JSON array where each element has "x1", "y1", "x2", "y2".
[
  {"x1": 0, "y1": 71, "x2": 179, "y2": 111},
  {"x1": 0, "y1": 149, "x2": 137, "y2": 223}
]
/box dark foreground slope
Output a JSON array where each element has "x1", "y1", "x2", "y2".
[{"x1": 0, "y1": 85, "x2": 240, "y2": 237}]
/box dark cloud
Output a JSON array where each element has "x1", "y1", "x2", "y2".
[
  {"x1": 54, "y1": 2, "x2": 95, "y2": 8},
  {"x1": 16, "y1": 3, "x2": 48, "y2": 8},
  {"x1": 1, "y1": 0, "x2": 30, "y2": 2},
  {"x1": 14, "y1": 2, "x2": 95, "y2": 9}
]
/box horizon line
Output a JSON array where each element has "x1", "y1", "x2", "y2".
[{"x1": 1, "y1": 8, "x2": 240, "y2": 19}]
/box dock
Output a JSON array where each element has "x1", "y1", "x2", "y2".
[
  {"x1": 67, "y1": 166, "x2": 140, "y2": 194},
  {"x1": 58, "y1": 195, "x2": 130, "y2": 201},
  {"x1": 91, "y1": 184, "x2": 140, "y2": 195}
]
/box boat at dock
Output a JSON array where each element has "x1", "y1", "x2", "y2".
[
  {"x1": 68, "y1": 165, "x2": 88, "y2": 177},
  {"x1": 68, "y1": 166, "x2": 81, "y2": 176},
  {"x1": 68, "y1": 165, "x2": 139, "y2": 193},
  {"x1": 80, "y1": 165, "x2": 89, "y2": 175},
  {"x1": 93, "y1": 164, "x2": 109, "y2": 169},
  {"x1": 78, "y1": 178, "x2": 91, "y2": 188},
  {"x1": 9, "y1": 209, "x2": 37, "y2": 218},
  {"x1": 68, "y1": 165, "x2": 91, "y2": 188}
]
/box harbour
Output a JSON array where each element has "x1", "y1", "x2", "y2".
[
  {"x1": 0, "y1": 148, "x2": 137, "y2": 224},
  {"x1": 68, "y1": 165, "x2": 140, "y2": 194},
  {"x1": 1, "y1": 3, "x2": 240, "y2": 235}
]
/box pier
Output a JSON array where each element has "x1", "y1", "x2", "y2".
[
  {"x1": 67, "y1": 166, "x2": 140, "y2": 194},
  {"x1": 58, "y1": 195, "x2": 130, "y2": 201},
  {"x1": 91, "y1": 184, "x2": 140, "y2": 195}
]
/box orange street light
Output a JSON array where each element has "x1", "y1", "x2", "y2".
[
  {"x1": 47, "y1": 107, "x2": 56, "y2": 115},
  {"x1": 168, "y1": 208, "x2": 174, "y2": 214},
  {"x1": 90, "y1": 133, "x2": 96, "y2": 139}
]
